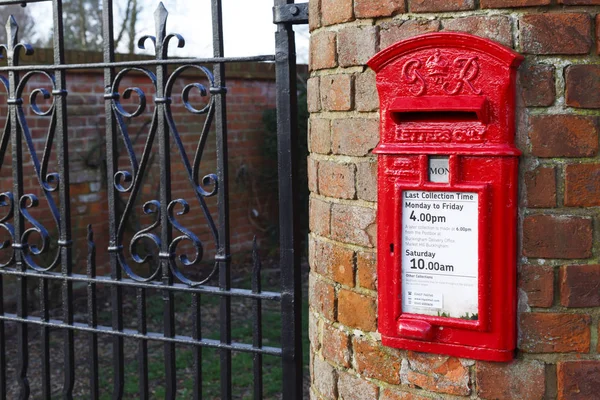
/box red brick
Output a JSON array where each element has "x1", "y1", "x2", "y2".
[
  {"x1": 337, "y1": 25, "x2": 379, "y2": 67},
  {"x1": 331, "y1": 118, "x2": 379, "y2": 156},
  {"x1": 309, "y1": 197, "x2": 331, "y2": 237},
  {"x1": 355, "y1": 69, "x2": 378, "y2": 112},
  {"x1": 307, "y1": 77, "x2": 320, "y2": 113},
  {"x1": 482, "y1": 0, "x2": 550, "y2": 7},
  {"x1": 357, "y1": 251, "x2": 377, "y2": 290},
  {"x1": 524, "y1": 166, "x2": 556, "y2": 208},
  {"x1": 522, "y1": 215, "x2": 593, "y2": 259},
  {"x1": 477, "y1": 360, "x2": 545, "y2": 400},
  {"x1": 559, "y1": 0, "x2": 600, "y2": 3},
  {"x1": 320, "y1": 74, "x2": 353, "y2": 111},
  {"x1": 565, "y1": 163, "x2": 600, "y2": 207},
  {"x1": 308, "y1": 236, "x2": 320, "y2": 268},
  {"x1": 310, "y1": 31, "x2": 337, "y2": 71},
  {"x1": 443, "y1": 15, "x2": 512, "y2": 47},
  {"x1": 309, "y1": 274, "x2": 336, "y2": 321},
  {"x1": 308, "y1": 311, "x2": 321, "y2": 352},
  {"x1": 309, "y1": 0, "x2": 321, "y2": 31},
  {"x1": 518, "y1": 264, "x2": 554, "y2": 308},
  {"x1": 312, "y1": 356, "x2": 337, "y2": 399},
  {"x1": 356, "y1": 160, "x2": 376, "y2": 202},
  {"x1": 520, "y1": 13, "x2": 592, "y2": 55},
  {"x1": 337, "y1": 371, "x2": 379, "y2": 400},
  {"x1": 322, "y1": 0, "x2": 353, "y2": 26},
  {"x1": 559, "y1": 265, "x2": 600, "y2": 307},
  {"x1": 352, "y1": 336, "x2": 401, "y2": 384},
  {"x1": 354, "y1": 0, "x2": 405, "y2": 19},
  {"x1": 322, "y1": 323, "x2": 351, "y2": 367},
  {"x1": 519, "y1": 312, "x2": 591, "y2": 353},
  {"x1": 337, "y1": 289, "x2": 376, "y2": 331},
  {"x1": 309, "y1": 118, "x2": 331, "y2": 155},
  {"x1": 380, "y1": 389, "x2": 431, "y2": 400},
  {"x1": 519, "y1": 64, "x2": 556, "y2": 107},
  {"x1": 307, "y1": 157, "x2": 318, "y2": 194},
  {"x1": 565, "y1": 65, "x2": 600, "y2": 109},
  {"x1": 309, "y1": 237, "x2": 355, "y2": 286},
  {"x1": 380, "y1": 19, "x2": 441, "y2": 50},
  {"x1": 331, "y1": 203, "x2": 376, "y2": 247},
  {"x1": 529, "y1": 115, "x2": 598, "y2": 158},
  {"x1": 409, "y1": 0, "x2": 475, "y2": 12},
  {"x1": 318, "y1": 161, "x2": 356, "y2": 200},
  {"x1": 557, "y1": 361, "x2": 600, "y2": 400},
  {"x1": 401, "y1": 352, "x2": 470, "y2": 396}
]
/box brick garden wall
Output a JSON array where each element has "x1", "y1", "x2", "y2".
[
  {"x1": 0, "y1": 49, "x2": 283, "y2": 274},
  {"x1": 307, "y1": 1, "x2": 600, "y2": 399}
]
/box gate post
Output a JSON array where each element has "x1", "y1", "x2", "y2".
[{"x1": 274, "y1": 1, "x2": 308, "y2": 398}]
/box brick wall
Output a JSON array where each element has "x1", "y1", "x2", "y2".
[
  {"x1": 0, "y1": 49, "x2": 283, "y2": 274},
  {"x1": 308, "y1": 1, "x2": 600, "y2": 399}
]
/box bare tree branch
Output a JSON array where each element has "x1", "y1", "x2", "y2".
[
  {"x1": 0, "y1": 4, "x2": 37, "y2": 45},
  {"x1": 127, "y1": 0, "x2": 139, "y2": 54},
  {"x1": 115, "y1": 0, "x2": 133, "y2": 48}
]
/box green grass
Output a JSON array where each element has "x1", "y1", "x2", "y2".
[{"x1": 96, "y1": 271, "x2": 309, "y2": 399}]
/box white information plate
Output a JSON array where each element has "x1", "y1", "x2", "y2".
[
  {"x1": 428, "y1": 157, "x2": 449, "y2": 183},
  {"x1": 401, "y1": 190, "x2": 479, "y2": 320}
]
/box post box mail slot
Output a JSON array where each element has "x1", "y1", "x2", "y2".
[{"x1": 368, "y1": 33, "x2": 523, "y2": 362}]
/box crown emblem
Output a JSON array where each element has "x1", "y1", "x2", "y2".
[{"x1": 425, "y1": 50, "x2": 449, "y2": 83}]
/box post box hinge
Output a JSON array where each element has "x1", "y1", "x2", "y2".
[{"x1": 273, "y1": 3, "x2": 309, "y2": 24}]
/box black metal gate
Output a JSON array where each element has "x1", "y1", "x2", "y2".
[{"x1": 0, "y1": 0, "x2": 307, "y2": 398}]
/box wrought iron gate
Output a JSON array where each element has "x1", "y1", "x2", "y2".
[{"x1": 0, "y1": 0, "x2": 307, "y2": 398}]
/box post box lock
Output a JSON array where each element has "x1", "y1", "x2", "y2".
[{"x1": 368, "y1": 33, "x2": 523, "y2": 362}]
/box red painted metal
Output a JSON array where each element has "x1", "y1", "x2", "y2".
[{"x1": 368, "y1": 33, "x2": 523, "y2": 362}]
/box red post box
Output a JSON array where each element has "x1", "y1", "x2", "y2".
[{"x1": 368, "y1": 33, "x2": 523, "y2": 361}]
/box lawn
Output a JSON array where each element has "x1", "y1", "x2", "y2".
[{"x1": 3, "y1": 255, "x2": 310, "y2": 399}]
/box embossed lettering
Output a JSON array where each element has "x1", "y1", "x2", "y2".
[
  {"x1": 401, "y1": 53, "x2": 483, "y2": 96},
  {"x1": 402, "y1": 59, "x2": 426, "y2": 96},
  {"x1": 396, "y1": 126, "x2": 486, "y2": 143},
  {"x1": 443, "y1": 57, "x2": 482, "y2": 95}
]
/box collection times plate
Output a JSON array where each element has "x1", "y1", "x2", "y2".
[{"x1": 401, "y1": 190, "x2": 479, "y2": 320}]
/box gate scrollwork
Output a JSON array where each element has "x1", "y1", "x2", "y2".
[
  {"x1": 109, "y1": 4, "x2": 219, "y2": 285},
  {"x1": 0, "y1": 16, "x2": 62, "y2": 272}
]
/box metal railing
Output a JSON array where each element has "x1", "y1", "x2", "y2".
[{"x1": 0, "y1": 0, "x2": 307, "y2": 398}]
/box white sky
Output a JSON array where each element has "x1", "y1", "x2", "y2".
[{"x1": 28, "y1": 0, "x2": 309, "y2": 63}]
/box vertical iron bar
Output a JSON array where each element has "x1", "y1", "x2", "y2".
[
  {"x1": 252, "y1": 238, "x2": 263, "y2": 400},
  {"x1": 8, "y1": 15, "x2": 29, "y2": 399},
  {"x1": 137, "y1": 287, "x2": 148, "y2": 400},
  {"x1": 101, "y1": 0, "x2": 124, "y2": 398},
  {"x1": 40, "y1": 278, "x2": 50, "y2": 399},
  {"x1": 274, "y1": 1, "x2": 302, "y2": 398},
  {"x1": 51, "y1": 0, "x2": 75, "y2": 396},
  {"x1": 153, "y1": 5, "x2": 176, "y2": 398},
  {"x1": 192, "y1": 293, "x2": 202, "y2": 400},
  {"x1": 87, "y1": 226, "x2": 99, "y2": 399},
  {"x1": 0, "y1": 275, "x2": 6, "y2": 400},
  {"x1": 210, "y1": 1, "x2": 231, "y2": 398}
]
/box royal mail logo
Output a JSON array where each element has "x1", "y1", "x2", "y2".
[
  {"x1": 402, "y1": 50, "x2": 482, "y2": 96},
  {"x1": 396, "y1": 127, "x2": 487, "y2": 143}
]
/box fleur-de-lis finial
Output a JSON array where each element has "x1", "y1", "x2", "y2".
[
  {"x1": 138, "y1": 3, "x2": 185, "y2": 59},
  {"x1": 5, "y1": 16, "x2": 18, "y2": 51},
  {"x1": 154, "y1": 2, "x2": 168, "y2": 45},
  {"x1": 1, "y1": 15, "x2": 33, "y2": 65}
]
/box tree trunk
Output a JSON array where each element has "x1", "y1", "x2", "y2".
[{"x1": 127, "y1": 0, "x2": 138, "y2": 54}]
